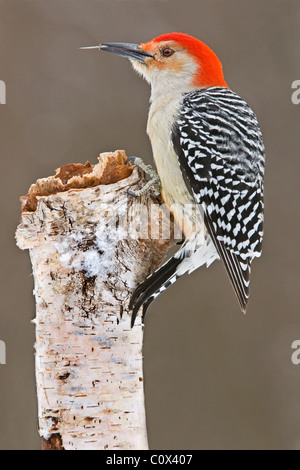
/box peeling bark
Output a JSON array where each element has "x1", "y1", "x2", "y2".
[{"x1": 16, "y1": 150, "x2": 174, "y2": 450}]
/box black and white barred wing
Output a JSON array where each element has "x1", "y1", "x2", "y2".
[{"x1": 172, "y1": 87, "x2": 265, "y2": 311}]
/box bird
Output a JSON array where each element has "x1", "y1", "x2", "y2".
[{"x1": 82, "y1": 33, "x2": 265, "y2": 326}]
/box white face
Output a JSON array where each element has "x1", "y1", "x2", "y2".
[{"x1": 130, "y1": 41, "x2": 198, "y2": 101}]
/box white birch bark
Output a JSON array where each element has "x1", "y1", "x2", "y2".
[{"x1": 16, "y1": 150, "x2": 173, "y2": 450}]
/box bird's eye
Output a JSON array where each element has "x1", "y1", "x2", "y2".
[{"x1": 162, "y1": 47, "x2": 175, "y2": 58}]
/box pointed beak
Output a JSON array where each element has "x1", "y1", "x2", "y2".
[{"x1": 80, "y1": 42, "x2": 153, "y2": 63}]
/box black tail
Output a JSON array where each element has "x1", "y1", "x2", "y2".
[
  {"x1": 129, "y1": 255, "x2": 182, "y2": 327},
  {"x1": 130, "y1": 214, "x2": 251, "y2": 327}
]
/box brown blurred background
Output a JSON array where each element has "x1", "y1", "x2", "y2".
[{"x1": 0, "y1": 0, "x2": 299, "y2": 450}]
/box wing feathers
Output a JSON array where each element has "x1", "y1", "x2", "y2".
[{"x1": 204, "y1": 213, "x2": 250, "y2": 312}]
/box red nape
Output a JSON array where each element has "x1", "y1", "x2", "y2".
[{"x1": 151, "y1": 32, "x2": 228, "y2": 88}]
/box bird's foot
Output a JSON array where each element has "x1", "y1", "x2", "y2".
[{"x1": 126, "y1": 156, "x2": 161, "y2": 197}]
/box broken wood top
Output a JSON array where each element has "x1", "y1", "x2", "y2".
[{"x1": 20, "y1": 150, "x2": 133, "y2": 212}]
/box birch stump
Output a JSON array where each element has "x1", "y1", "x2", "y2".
[{"x1": 16, "y1": 150, "x2": 174, "y2": 450}]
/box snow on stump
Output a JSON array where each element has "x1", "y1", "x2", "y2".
[{"x1": 16, "y1": 150, "x2": 174, "y2": 450}]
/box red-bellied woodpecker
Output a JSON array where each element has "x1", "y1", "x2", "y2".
[{"x1": 82, "y1": 33, "x2": 265, "y2": 326}]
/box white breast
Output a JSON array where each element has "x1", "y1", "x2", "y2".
[{"x1": 147, "y1": 93, "x2": 203, "y2": 237}]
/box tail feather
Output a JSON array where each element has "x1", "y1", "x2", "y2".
[
  {"x1": 129, "y1": 214, "x2": 252, "y2": 326},
  {"x1": 129, "y1": 256, "x2": 180, "y2": 309},
  {"x1": 129, "y1": 232, "x2": 219, "y2": 326},
  {"x1": 130, "y1": 256, "x2": 181, "y2": 327}
]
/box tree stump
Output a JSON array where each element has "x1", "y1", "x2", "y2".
[{"x1": 16, "y1": 150, "x2": 174, "y2": 450}]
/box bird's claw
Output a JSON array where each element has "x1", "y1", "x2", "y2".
[
  {"x1": 126, "y1": 156, "x2": 161, "y2": 197},
  {"x1": 126, "y1": 156, "x2": 141, "y2": 166}
]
